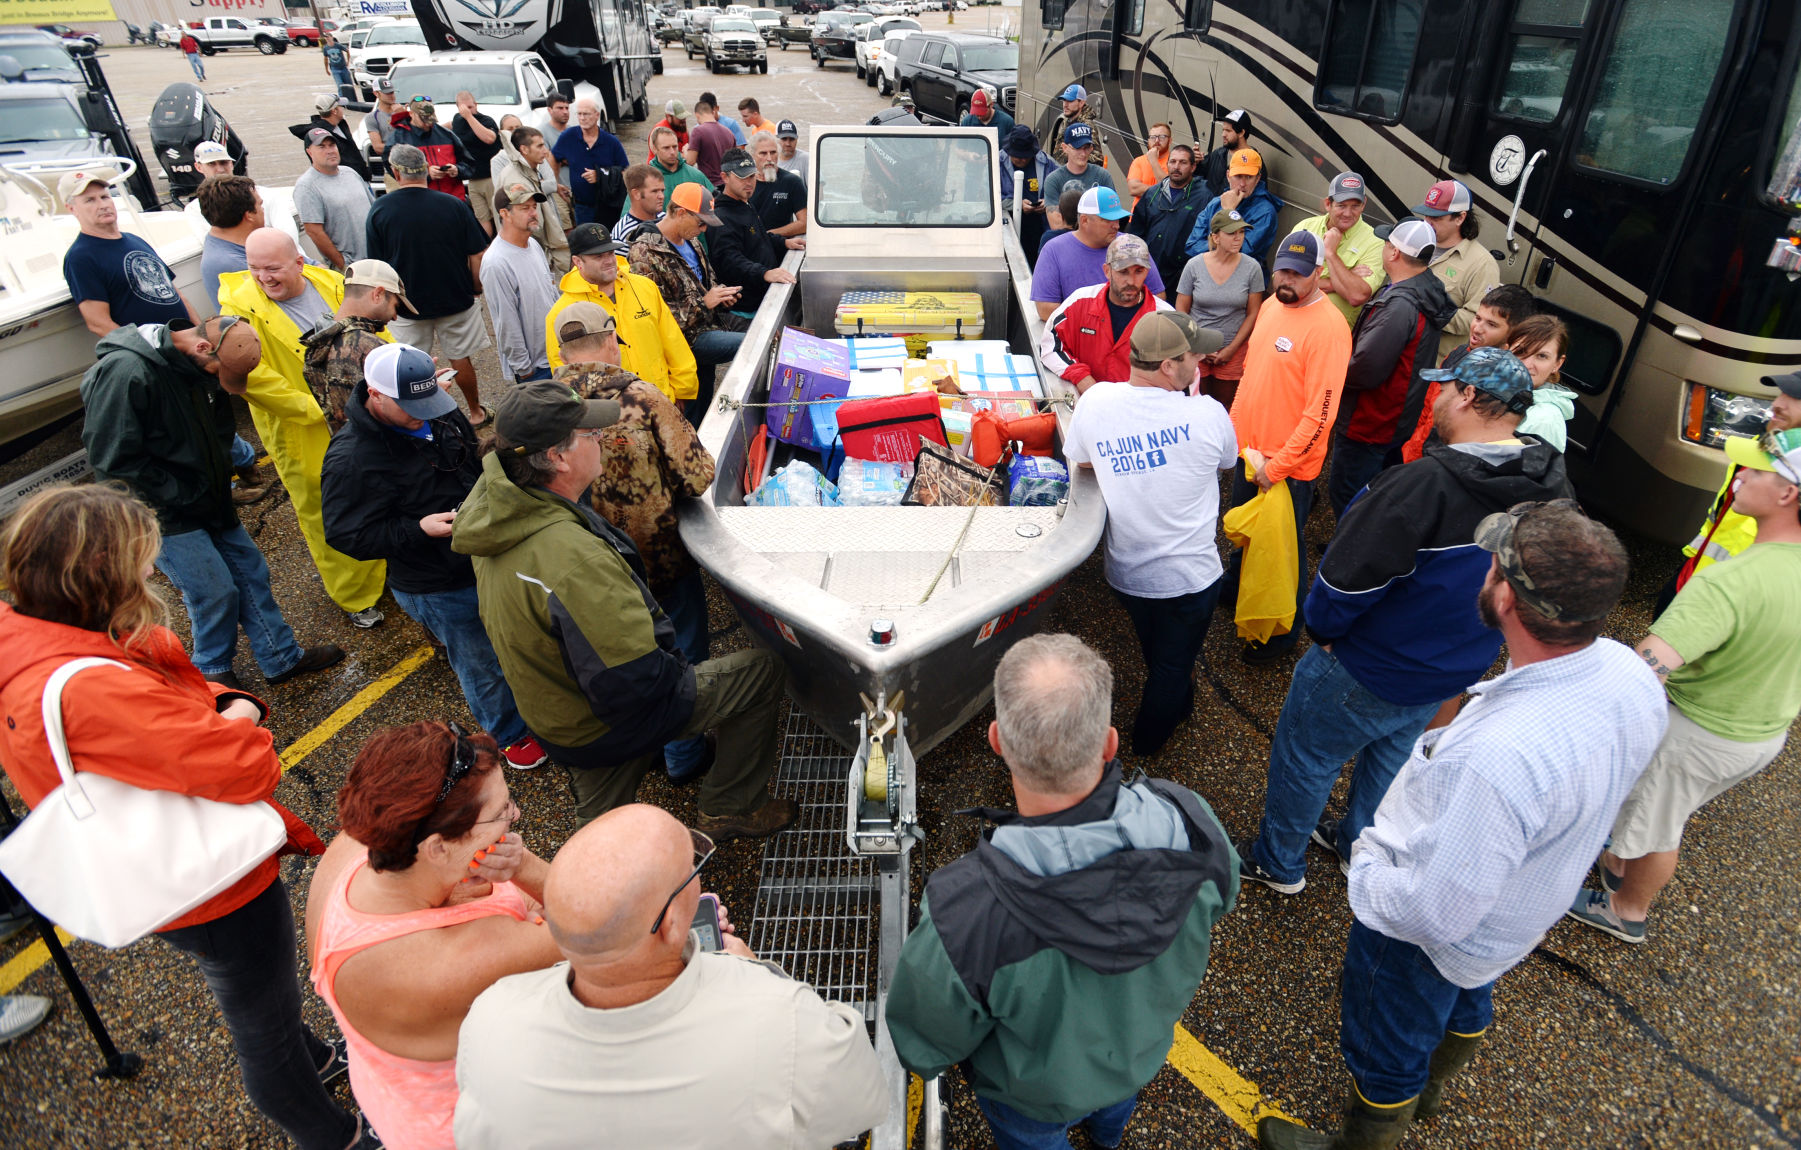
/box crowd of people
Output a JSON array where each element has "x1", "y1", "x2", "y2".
[{"x1": 0, "y1": 78, "x2": 1793, "y2": 1150}]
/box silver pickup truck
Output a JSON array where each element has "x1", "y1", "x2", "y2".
[{"x1": 183, "y1": 17, "x2": 290, "y2": 56}]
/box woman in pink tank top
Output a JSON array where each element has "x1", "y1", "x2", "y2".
[{"x1": 305, "y1": 722, "x2": 563, "y2": 1150}]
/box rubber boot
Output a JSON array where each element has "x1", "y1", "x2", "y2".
[
  {"x1": 1259, "y1": 1092, "x2": 1418, "y2": 1150},
  {"x1": 1415, "y1": 1030, "x2": 1485, "y2": 1119}
]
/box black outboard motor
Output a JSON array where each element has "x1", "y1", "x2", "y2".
[{"x1": 148, "y1": 82, "x2": 248, "y2": 203}]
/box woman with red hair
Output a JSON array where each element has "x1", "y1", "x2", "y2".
[{"x1": 305, "y1": 722, "x2": 560, "y2": 1150}]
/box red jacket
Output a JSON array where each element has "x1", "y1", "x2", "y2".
[
  {"x1": 1037, "y1": 282, "x2": 1175, "y2": 387},
  {"x1": 0, "y1": 604, "x2": 323, "y2": 932}
]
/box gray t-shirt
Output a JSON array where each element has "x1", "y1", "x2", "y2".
[
  {"x1": 293, "y1": 167, "x2": 375, "y2": 268},
  {"x1": 1041, "y1": 164, "x2": 1116, "y2": 222},
  {"x1": 778, "y1": 150, "x2": 809, "y2": 182},
  {"x1": 479, "y1": 234, "x2": 560, "y2": 379},
  {"x1": 275, "y1": 281, "x2": 332, "y2": 333},
  {"x1": 1177, "y1": 252, "x2": 1265, "y2": 340}
]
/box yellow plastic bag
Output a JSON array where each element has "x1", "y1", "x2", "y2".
[{"x1": 1222, "y1": 461, "x2": 1298, "y2": 643}]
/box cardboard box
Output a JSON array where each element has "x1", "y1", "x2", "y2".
[
  {"x1": 768, "y1": 328, "x2": 851, "y2": 450},
  {"x1": 903, "y1": 358, "x2": 963, "y2": 395}
]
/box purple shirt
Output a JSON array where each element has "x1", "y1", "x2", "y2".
[{"x1": 1029, "y1": 231, "x2": 1165, "y2": 304}]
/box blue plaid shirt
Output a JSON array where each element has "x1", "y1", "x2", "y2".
[{"x1": 1347, "y1": 637, "x2": 1667, "y2": 988}]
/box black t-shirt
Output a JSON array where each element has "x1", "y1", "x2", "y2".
[
  {"x1": 63, "y1": 232, "x2": 188, "y2": 327},
  {"x1": 364, "y1": 186, "x2": 489, "y2": 319},
  {"x1": 749, "y1": 168, "x2": 808, "y2": 232},
  {"x1": 453, "y1": 110, "x2": 503, "y2": 171},
  {"x1": 1107, "y1": 297, "x2": 1138, "y2": 343}
]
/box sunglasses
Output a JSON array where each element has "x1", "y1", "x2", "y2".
[
  {"x1": 436, "y1": 720, "x2": 477, "y2": 804},
  {"x1": 649, "y1": 828, "x2": 716, "y2": 936}
]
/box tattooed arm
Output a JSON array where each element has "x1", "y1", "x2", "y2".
[{"x1": 1636, "y1": 636, "x2": 1686, "y2": 683}]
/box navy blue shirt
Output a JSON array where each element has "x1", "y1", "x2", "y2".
[
  {"x1": 322, "y1": 43, "x2": 348, "y2": 70},
  {"x1": 63, "y1": 232, "x2": 188, "y2": 327},
  {"x1": 552, "y1": 124, "x2": 629, "y2": 206}
]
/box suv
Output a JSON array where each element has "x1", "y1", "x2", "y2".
[
  {"x1": 703, "y1": 16, "x2": 767, "y2": 74},
  {"x1": 351, "y1": 19, "x2": 430, "y2": 95},
  {"x1": 185, "y1": 17, "x2": 291, "y2": 56},
  {"x1": 359, "y1": 52, "x2": 596, "y2": 163},
  {"x1": 895, "y1": 32, "x2": 1016, "y2": 122},
  {"x1": 871, "y1": 29, "x2": 916, "y2": 94},
  {"x1": 852, "y1": 15, "x2": 916, "y2": 80},
  {"x1": 747, "y1": 8, "x2": 783, "y2": 43},
  {"x1": 810, "y1": 9, "x2": 872, "y2": 65}
]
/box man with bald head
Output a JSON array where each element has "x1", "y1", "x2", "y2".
[
  {"x1": 453, "y1": 804, "x2": 887, "y2": 1147},
  {"x1": 81, "y1": 314, "x2": 345, "y2": 688},
  {"x1": 220, "y1": 228, "x2": 388, "y2": 627}
]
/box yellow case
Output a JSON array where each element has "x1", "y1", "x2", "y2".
[{"x1": 835, "y1": 291, "x2": 986, "y2": 355}]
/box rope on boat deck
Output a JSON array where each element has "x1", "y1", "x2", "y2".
[{"x1": 916, "y1": 454, "x2": 1010, "y2": 605}]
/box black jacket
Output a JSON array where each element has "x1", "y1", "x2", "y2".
[
  {"x1": 1126, "y1": 176, "x2": 1211, "y2": 296},
  {"x1": 1338, "y1": 270, "x2": 1459, "y2": 450},
  {"x1": 319, "y1": 382, "x2": 482, "y2": 595},
  {"x1": 289, "y1": 114, "x2": 371, "y2": 183},
  {"x1": 79, "y1": 324, "x2": 237, "y2": 537},
  {"x1": 708, "y1": 192, "x2": 784, "y2": 313}
]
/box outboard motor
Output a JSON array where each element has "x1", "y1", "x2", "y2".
[{"x1": 148, "y1": 82, "x2": 248, "y2": 203}]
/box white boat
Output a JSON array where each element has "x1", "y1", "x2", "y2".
[{"x1": 0, "y1": 160, "x2": 203, "y2": 444}]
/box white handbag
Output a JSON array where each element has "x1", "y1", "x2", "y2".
[{"x1": 0, "y1": 657, "x2": 288, "y2": 949}]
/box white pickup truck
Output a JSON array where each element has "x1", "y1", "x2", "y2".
[{"x1": 183, "y1": 17, "x2": 290, "y2": 56}]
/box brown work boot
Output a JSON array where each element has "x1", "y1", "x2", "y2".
[
  {"x1": 233, "y1": 461, "x2": 271, "y2": 505},
  {"x1": 266, "y1": 644, "x2": 347, "y2": 685},
  {"x1": 696, "y1": 797, "x2": 799, "y2": 843}
]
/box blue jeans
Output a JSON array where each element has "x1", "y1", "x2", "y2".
[
  {"x1": 1224, "y1": 469, "x2": 1314, "y2": 652},
  {"x1": 975, "y1": 1093, "x2": 1138, "y2": 1150},
  {"x1": 156, "y1": 524, "x2": 305, "y2": 677},
  {"x1": 230, "y1": 434, "x2": 256, "y2": 470},
  {"x1": 1250, "y1": 646, "x2": 1439, "y2": 884},
  {"x1": 515, "y1": 365, "x2": 553, "y2": 386},
  {"x1": 1340, "y1": 918, "x2": 1494, "y2": 1105},
  {"x1": 392, "y1": 585, "x2": 528, "y2": 747},
  {"x1": 187, "y1": 51, "x2": 205, "y2": 80},
  {"x1": 687, "y1": 327, "x2": 746, "y2": 421},
  {"x1": 661, "y1": 571, "x2": 711, "y2": 776},
  {"x1": 572, "y1": 200, "x2": 600, "y2": 225},
  {"x1": 330, "y1": 66, "x2": 354, "y2": 96},
  {"x1": 1114, "y1": 579, "x2": 1222, "y2": 756},
  {"x1": 160, "y1": 880, "x2": 359, "y2": 1150},
  {"x1": 1328, "y1": 434, "x2": 1400, "y2": 519}
]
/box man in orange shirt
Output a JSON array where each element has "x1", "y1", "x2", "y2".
[
  {"x1": 1224, "y1": 230, "x2": 1353, "y2": 664},
  {"x1": 1124, "y1": 123, "x2": 1171, "y2": 212}
]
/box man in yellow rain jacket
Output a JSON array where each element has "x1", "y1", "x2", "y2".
[
  {"x1": 220, "y1": 228, "x2": 388, "y2": 625},
  {"x1": 544, "y1": 223, "x2": 697, "y2": 407}
]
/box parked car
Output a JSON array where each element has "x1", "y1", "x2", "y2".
[
  {"x1": 351, "y1": 19, "x2": 430, "y2": 95},
  {"x1": 184, "y1": 17, "x2": 290, "y2": 56},
  {"x1": 35, "y1": 24, "x2": 101, "y2": 49},
  {"x1": 0, "y1": 82, "x2": 122, "y2": 170},
  {"x1": 357, "y1": 51, "x2": 596, "y2": 170},
  {"x1": 283, "y1": 18, "x2": 340, "y2": 48},
  {"x1": 868, "y1": 28, "x2": 917, "y2": 92},
  {"x1": 702, "y1": 15, "x2": 767, "y2": 73},
  {"x1": 852, "y1": 15, "x2": 916, "y2": 80},
  {"x1": 810, "y1": 9, "x2": 872, "y2": 65},
  {"x1": 894, "y1": 32, "x2": 1016, "y2": 122},
  {"x1": 747, "y1": 8, "x2": 783, "y2": 42},
  {"x1": 0, "y1": 31, "x2": 84, "y2": 82}
]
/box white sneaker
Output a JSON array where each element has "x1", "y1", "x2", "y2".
[
  {"x1": 347, "y1": 606, "x2": 385, "y2": 629},
  {"x1": 0, "y1": 995, "x2": 50, "y2": 1044}
]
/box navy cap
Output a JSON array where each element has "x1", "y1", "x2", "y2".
[
  {"x1": 1063, "y1": 121, "x2": 1093, "y2": 148},
  {"x1": 1420, "y1": 346, "x2": 1535, "y2": 414},
  {"x1": 364, "y1": 343, "x2": 457, "y2": 420},
  {"x1": 1003, "y1": 124, "x2": 1039, "y2": 158},
  {"x1": 776, "y1": 118, "x2": 798, "y2": 139},
  {"x1": 1271, "y1": 230, "x2": 1322, "y2": 275}
]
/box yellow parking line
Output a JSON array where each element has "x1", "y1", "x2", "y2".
[
  {"x1": 280, "y1": 644, "x2": 437, "y2": 772},
  {"x1": 0, "y1": 929, "x2": 72, "y2": 995},
  {"x1": 1168, "y1": 1023, "x2": 1294, "y2": 1136}
]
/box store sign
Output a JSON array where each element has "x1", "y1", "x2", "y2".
[
  {"x1": 4, "y1": 0, "x2": 118, "y2": 19},
  {"x1": 354, "y1": 0, "x2": 413, "y2": 13}
]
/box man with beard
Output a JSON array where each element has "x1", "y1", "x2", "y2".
[
  {"x1": 1236, "y1": 348, "x2": 1572, "y2": 900},
  {"x1": 1032, "y1": 186, "x2": 1162, "y2": 320},
  {"x1": 300, "y1": 258, "x2": 401, "y2": 433},
  {"x1": 747, "y1": 131, "x2": 807, "y2": 239},
  {"x1": 1126, "y1": 143, "x2": 1208, "y2": 302},
  {"x1": 1198, "y1": 108, "x2": 1251, "y2": 200},
  {"x1": 709, "y1": 148, "x2": 801, "y2": 316},
  {"x1": 1038, "y1": 234, "x2": 1178, "y2": 395}
]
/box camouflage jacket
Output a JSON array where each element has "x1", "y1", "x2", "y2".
[
  {"x1": 557, "y1": 361, "x2": 717, "y2": 593},
  {"x1": 627, "y1": 228, "x2": 751, "y2": 340},
  {"x1": 1048, "y1": 104, "x2": 1107, "y2": 166},
  {"x1": 301, "y1": 314, "x2": 390, "y2": 433}
]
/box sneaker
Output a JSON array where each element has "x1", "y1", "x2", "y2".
[
  {"x1": 696, "y1": 797, "x2": 799, "y2": 843},
  {"x1": 266, "y1": 645, "x2": 347, "y2": 685},
  {"x1": 502, "y1": 736, "x2": 550, "y2": 770},
  {"x1": 0, "y1": 995, "x2": 50, "y2": 1045},
  {"x1": 1234, "y1": 838, "x2": 1305, "y2": 895},
  {"x1": 347, "y1": 606, "x2": 385, "y2": 629},
  {"x1": 1564, "y1": 888, "x2": 1646, "y2": 944},
  {"x1": 1310, "y1": 817, "x2": 1350, "y2": 877},
  {"x1": 315, "y1": 1037, "x2": 349, "y2": 1087},
  {"x1": 203, "y1": 669, "x2": 247, "y2": 692}
]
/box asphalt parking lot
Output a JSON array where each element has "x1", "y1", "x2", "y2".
[{"x1": 0, "y1": 24, "x2": 1797, "y2": 1150}]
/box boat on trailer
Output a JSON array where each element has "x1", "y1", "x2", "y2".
[{"x1": 679, "y1": 123, "x2": 1104, "y2": 1150}]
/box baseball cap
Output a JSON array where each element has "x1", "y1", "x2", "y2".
[
  {"x1": 719, "y1": 146, "x2": 757, "y2": 179},
  {"x1": 193, "y1": 140, "x2": 231, "y2": 164},
  {"x1": 1063, "y1": 121, "x2": 1094, "y2": 149},
  {"x1": 1271, "y1": 230, "x2": 1323, "y2": 275},
  {"x1": 304, "y1": 127, "x2": 337, "y2": 149},
  {"x1": 777, "y1": 119, "x2": 798, "y2": 139},
  {"x1": 1386, "y1": 218, "x2": 1438, "y2": 261},
  {"x1": 377, "y1": 78, "x2": 394, "y2": 94},
  {"x1": 1419, "y1": 346, "x2": 1535, "y2": 414},
  {"x1": 1473, "y1": 500, "x2": 1605, "y2": 622},
  {"x1": 57, "y1": 167, "x2": 116, "y2": 201},
  {"x1": 1414, "y1": 178, "x2": 1473, "y2": 217},
  {"x1": 1210, "y1": 209, "x2": 1249, "y2": 235},
  {"x1": 1167, "y1": 312, "x2": 1226, "y2": 357},
  {"x1": 1219, "y1": 108, "x2": 1252, "y2": 135},
  {"x1": 343, "y1": 259, "x2": 413, "y2": 312},
  {"x1": 1328, "y1": 171, "x2": 1366, "y2": 202},
  {"x1": 1077, "y1": 185, "x2": 1128, "y2": 221},
  {"x1": 567, "y1": 223, "x2": 630, "y2": 257},
  {"x1": 970, "y1": 89, "x2": 990, "y2": 113},
  {"x1": 1059, "y1": 83, "x2": 1087, "y2": 102},
  {"x1": 313, "y1": 92, "x2": 341, "y2": 115},
  {"x1": 388, "y1": 144, "x2": 428, "y2": 178},
  {"x1": 1003, "y1": 125, "x2": 1039, "y2": 159},
  {"x1": 493, "y1": 181, "x2": 547, "y2": 213},
  {"x1": 665, "y1": 98, "x2": 688, "y2": 119},
  {"x1": 1129, "y1": 312, "x2": 1191, "y2": 365},
  {"x1": 669, "y1": 181, "x2": 723, "y2": 225},
  {"x1": 1105, "y1": 233, "x2": 1152, "y2": 270},
  {"x1": 496, "y1": 378, "x2": 622, "y2": 455},
  {"x1": 364, "y1": 343, "x2": 457, "y2": 420},
  {"x1": 1761, "y1": 373, "x2": 1801, "y2": 400},
  {"x1": 1227, "y1": 148, "x2": 1262, "y2": 177},
  {"x1": 1724, "y1": 426, "x2": 1801, "y2": 485},
  {"x1": 555, "y1": 301, "x2": 618, "y2": 344}
]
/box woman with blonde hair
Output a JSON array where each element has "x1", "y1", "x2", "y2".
[{"x1": 0, "y1": 484, "x2": 374, "y2": 1149}]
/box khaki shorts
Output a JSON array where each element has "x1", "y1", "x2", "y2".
[
  {"x1": 390, "y1": 301, "x2": 490, "y2": 363},
  {"x1": 467, "y1": 177, "x2": 494, "y2": 229},
  {"x1": 1609, "y1": 702, "x2": 1785, "y2": 857}
]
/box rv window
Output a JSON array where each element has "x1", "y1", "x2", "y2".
[
  {"x1": 1767, "y1": 54, "x2": 1801, "y2": 210},
  {"x1": 1493, "y1": 33, "x2": 1578, "y2": 123},
  {"x1": 1574, "y1": 0, "x2": 1732, "y2": 185},
  {"x1": 1514, "y1": 0, "x2": 1588, "y2": 23},
  {"x1": 815, "y1": 133, "x2": 995, "y2": 228},
  {"x1": 1042, "y1": 0, "x2": 1065, "y2": 32},
  {"x1": 1114, "y1": 0, "x2": 1145, "y2": 36},
  {"x1": 1183, "y1": 0, "x2": 1212, "y2": 35},
  {"x1": 1531, "y1": 302, "x2": 1621, "y2": 397},
  {"x1": 1315, "y1": 0, "x2": 1426, "y2": 123}
]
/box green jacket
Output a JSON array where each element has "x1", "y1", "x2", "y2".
[
  {"x1": 451, "y1": 452, "x2": 695, "y2": 765},
  {"x1": 79, "y1": 324, "x2": 237, "y2": 537}
]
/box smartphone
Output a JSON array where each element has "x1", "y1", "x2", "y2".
[{"x1": 691, "y1": 893, "x2": 722, "y2": 953}]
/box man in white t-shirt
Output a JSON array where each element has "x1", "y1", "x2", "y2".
[{"x1": 1065, "y1": 311, "x2": 1239, "y2": 755}]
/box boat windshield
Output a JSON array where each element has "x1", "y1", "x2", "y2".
[
  {"x1": 0, "y1": 97, "x2": 89, "y2": 144},
  {"x1": 815, "y1": 132, "x2": 994, "y2": 227},
  {"x1": 389, "y1": 65, "x2": 519, "y2": 106}
]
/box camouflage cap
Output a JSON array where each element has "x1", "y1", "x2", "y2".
[{"x1": 1420, "y1": 346, "x2": 1534, "y2": 415}]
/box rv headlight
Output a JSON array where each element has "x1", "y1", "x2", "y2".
[{"x1": 1682, "y1": 383, "x2": 1771, "y2": 449}]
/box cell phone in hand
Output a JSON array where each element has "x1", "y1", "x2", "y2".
[{"x1": 691, "y1": 893, "x2": 722, "y2": 953}]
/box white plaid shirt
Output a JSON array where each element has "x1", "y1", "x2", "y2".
[{"x1": 1347, "y1": 637, "x2": 1666, "y2": 988}]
